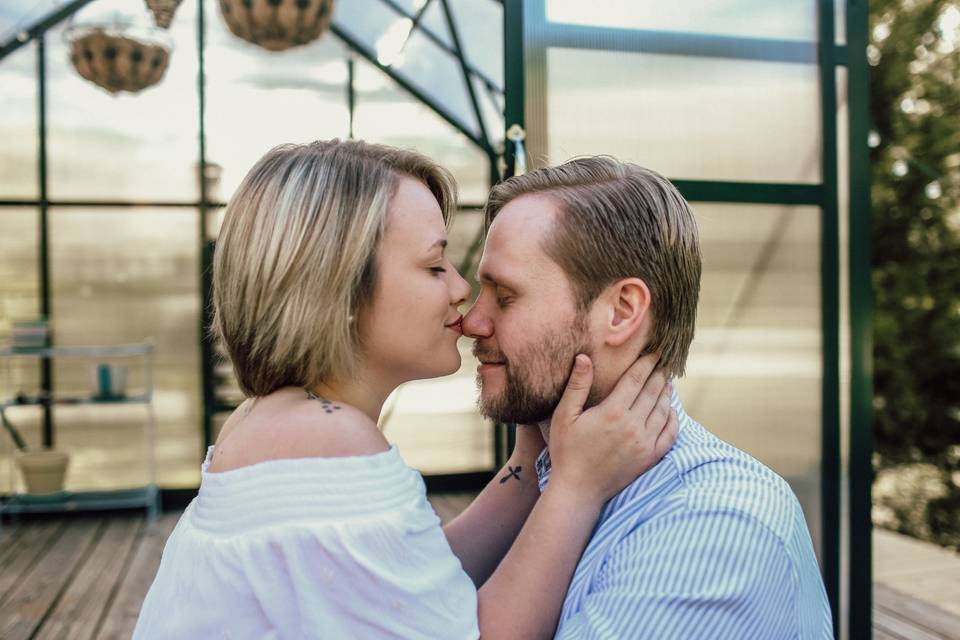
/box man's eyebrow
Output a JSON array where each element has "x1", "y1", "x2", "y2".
[{"x1": 477, "y1": 270, "x2": 515, "y2": 289}]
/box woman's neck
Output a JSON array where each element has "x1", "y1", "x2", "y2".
[{"x1": 308, "y1": 368, "x2": 397, "y2": 424}]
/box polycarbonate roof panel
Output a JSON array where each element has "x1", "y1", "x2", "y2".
[
  {"x1": 418, "y1": 0, "x2": 453, "y2": 50},
  {"x1": 3, "y1": 0, "x2": 503, "y2": 150},
  {"x1": 332, "y1": 0, "x2": 503, "y2": 145},
  {"x1": 449, "y1": 0, "x2": 503, "y2": 89},
  {"x1": 0, "y1": 0, "x2": 66, "y2": 42}
]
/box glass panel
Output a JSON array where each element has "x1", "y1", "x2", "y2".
[
  {"x1": 393, "y1": 26, "x2": 479, "y2": 137},
  {"x1": 0, "y1": 0, "x2": 63, "y2": 40},
  {"x1": 0, "y1": 208, "x2": 39, "y2": 332},
  {"x1": 0, "y1": 208, "x2": 41, "y2": 494},
  {"x1": 449, "y1": 0, "x2": 503, "y2": 88},
  {"x1": 45, "y1": 8, "x2": 200, "y2": 201},
  {"x1": 683, "y1": 203, "x2": 823, "y2": 556},
  {"x1": 205, "y1": 0, "x2": 350, "y2": 200},
  {"x1": 419, "y1": 0, "x2": 454, "y2": 50},
  {"x1": 48, "y1": 207, "x2": 201, "y2": 489},
  {"x1": 473, "y1": 75, "x2": 504, "y2": 149},
  {"x1": 836, "y1": 64, "x2": 851, "y2": 634},
  {"x1": 382, "y1": 209, "x2": 493, "y2": 474},
  {"x1": 546, "y1": 0, "x2": 818, "y2": 43},
  {"x1": 353, "y1": 58, "x2": 489, "y2": 203},
  {"x1": 836, "y1": 0, "x2": 847, "y2": 45},
  {"x1": 334, "y1": 0, "x2": 479, "y2": 138},
  {"x1": 541, "y1": 48, "x2": 822, "y2": 183},
  {"x1": 0, "y1": 43, "x2": 37, "y2": 199}
]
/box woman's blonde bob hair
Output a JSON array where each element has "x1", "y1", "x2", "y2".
[{"x1": 211, "y1": 139, "x2": 457, "y2": 397}]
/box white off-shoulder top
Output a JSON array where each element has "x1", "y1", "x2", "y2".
[{"x1": 133, "y1": 445, "x2": 479, "y2": 640}]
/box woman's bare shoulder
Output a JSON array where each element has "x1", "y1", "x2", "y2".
[{"x1": 209, "y1": 389, "x2": 389, "y2": 472}]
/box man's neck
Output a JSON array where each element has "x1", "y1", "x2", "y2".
[{"x1": 537, "y1": 384, "x2": 684, "y2": 447}]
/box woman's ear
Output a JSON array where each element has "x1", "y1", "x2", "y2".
[{"x1": 604, "y1": 278, "x2": 652, "y2": 347}]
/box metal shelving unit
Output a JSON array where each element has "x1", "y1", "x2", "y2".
[{"x1": 0, "y1": 343, "x2": 160, "y2": 534}]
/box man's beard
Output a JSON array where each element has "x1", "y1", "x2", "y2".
[{"x1": 474, "y1": 314, "x2": 597, "y2": 425}]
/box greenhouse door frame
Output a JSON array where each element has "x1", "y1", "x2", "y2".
[{"x1": 502, "y1": 1, "x2": 873, "y2": 638}]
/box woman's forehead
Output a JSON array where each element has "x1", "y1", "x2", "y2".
[{"x1": 382, "y1": 177, "x2": 447, "y2": 252}]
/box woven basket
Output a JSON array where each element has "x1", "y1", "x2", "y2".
[
  {"x1": 219, "y1": 0, "x2": 335, "y2": 52},
  {"x1": 68, "y1": 26, "x2": 171, "y2": 94},
  {"x1": 146, "y1": 0, "x2": 183, "y2": 29}
]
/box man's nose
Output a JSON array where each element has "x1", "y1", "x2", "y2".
[{"x1": 462, "y1": 300, "x2": 492, "y2": 339}]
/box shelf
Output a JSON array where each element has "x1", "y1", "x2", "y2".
[
  {"x1": 0, "y1": 343, "x2": 153, "y2": 358},
  {"x1": 0, "y1": 484, "x2": 159, "y2": 515},
  {"x1": 0, "y1": 342, "x2": 158, "y2": 525},
  {"x1": 1, "y1": 394, "x2": 152, "y2": 410}
]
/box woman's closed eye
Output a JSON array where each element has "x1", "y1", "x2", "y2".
[{"x1": 429, "y1": 266, "x2": 447, "y2": 274}]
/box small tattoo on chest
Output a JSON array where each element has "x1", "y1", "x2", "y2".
[
  {"x1": 305, "y1": 389, "x2": 343, "y2": 414},
  {"x1": 500, "y1": 465, "x2": 522, "y2": 484}
]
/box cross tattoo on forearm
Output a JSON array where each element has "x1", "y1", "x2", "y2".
[{"x1": 500, "y1": 465, "x2": 522, "y2": 484}]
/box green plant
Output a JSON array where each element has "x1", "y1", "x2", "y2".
[{"x1": 870, "y1": 0, "x2": 960, "y2": 549}]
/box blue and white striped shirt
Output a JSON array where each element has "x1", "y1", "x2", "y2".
[{"x1": 536, "y1": 390, "x2": 833, "y2": 639}]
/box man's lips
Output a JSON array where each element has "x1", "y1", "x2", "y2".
[{"x1": 477, "y1": 358, "x2": 505, "y2": 372}]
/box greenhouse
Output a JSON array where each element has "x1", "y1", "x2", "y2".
[{"x1": 0, "y1": 1, "x2": 889, "y2": 638}]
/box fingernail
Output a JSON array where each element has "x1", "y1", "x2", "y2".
[{"x1": 574, "y1": 354, "x2": 588, "y2": 371}]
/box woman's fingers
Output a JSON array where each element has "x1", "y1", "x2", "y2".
[
  {"x1": 601, "y1": 353, "x2": 660, "y2": 412},
  {"x1": 553, "y1": 354, "x2": 594, "y2": 424},
  {"x1": 630, "y1": 368, "x2": 669, "y2": 421},
  {"x1": 643, "y1": 377, "x2": 673, "y2": 431},
  {"x1": 654, "y1": 408, "x2": 679, "y2": 459}
]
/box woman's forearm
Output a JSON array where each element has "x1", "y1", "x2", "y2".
[
  {"x1": 442, "y1": 449, "x2": 542, "y2": 586},
  {"x1": 476, "y1": 481, "x2": 603, "y2": 640}
]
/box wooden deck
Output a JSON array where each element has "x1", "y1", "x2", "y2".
[{"x1": 1, "y1": 498, "x2": 957, "y2": 639}]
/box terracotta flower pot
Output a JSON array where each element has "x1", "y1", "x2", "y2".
[{"x1": 15, "y1": 449, "x2": 70, "y2": 495}]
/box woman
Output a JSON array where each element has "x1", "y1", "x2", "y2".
[{"x1": 134, "y1": 140, "x2": 677, "y2": 639}]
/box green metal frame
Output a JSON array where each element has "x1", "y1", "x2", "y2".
[
  {"x1": 847, "y1": 0, "x2": 873, "y2": 636},
  {"x1": 503, "y1": 0, "x2": 872, "y2": 636},
  {"x1": 818, "y1": 1, "x2": 842, "y2": 633}
]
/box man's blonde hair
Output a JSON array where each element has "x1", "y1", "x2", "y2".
[
  {"x1": 212, "y1": 139, "x2": 457, "y2": 397},
  {"x1": 485, "y1": 156, "x2": 701, "y2": 377}
]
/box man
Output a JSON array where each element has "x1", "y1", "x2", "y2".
[{"x1": 462, "y1": 156, "x2": 833, "y2": 639}]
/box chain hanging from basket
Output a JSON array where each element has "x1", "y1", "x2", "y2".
[
  {"x1": 66, "y1": 17, "x2": 173, "y2": 95},
  {"x1": 145, "y1": 0, "x2": 183, "y2": 29},
  {"x1": 219, "y1": 0, "x2": 335, "y2": 52}
]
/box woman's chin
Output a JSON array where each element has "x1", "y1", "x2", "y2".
[{"x1": 426, "y1": 351, "x2": 462, "y2": 379}]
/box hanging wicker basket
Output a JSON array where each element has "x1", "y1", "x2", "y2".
[
  {"x1": 66, "y1": 24, "x2": 172, "y2": 95},
  {"x1": 219, "y1": 0, "x2": 335, "y2": 52},
  {"x1": 145, "y1": 0, "x2": 183, "y2": 29}
]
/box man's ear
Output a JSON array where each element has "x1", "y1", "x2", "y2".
[{"x1": 603, "y1": 278, "x2": 652, "y2": 347}]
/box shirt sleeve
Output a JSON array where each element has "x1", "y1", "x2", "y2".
[
  {"x1": 556, "y1": 510, "x2": 799, "y2": 640},
  {"x1": 238, "y1": 509, "x2": 480, "y2": 640}
]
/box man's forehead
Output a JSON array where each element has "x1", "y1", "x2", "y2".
[{"x1": 479, "y1": 193, "x2": 562, "y2": 283}]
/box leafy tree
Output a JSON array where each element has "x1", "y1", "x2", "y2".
[{"x1": 870, "y1": 0, "x2": 960, "y2": 549}]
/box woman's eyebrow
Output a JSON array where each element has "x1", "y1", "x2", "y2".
[{"x1": 426, "y1": 239, "x2": 448, "y2": 253}]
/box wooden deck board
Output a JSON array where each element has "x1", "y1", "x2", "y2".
[
  {"x1": 0, "y1": 518, "x2": 102, "y2": 640},
  {"x1": 874, "y1": 583, "x2": 960, "y2": 640},
  {"x1": 36, "y1": 515, "x2": 144, "y2": 640},
  {"x1": 0, "y1": 520, "x2": 28, "y2": 566},
  {"x1": 874, "y1": 528, "x2": 960, "y2": 618},
  {"x1": 95, "y1": 511, "x2": 180, "y2": 640},
  {"x1": 0, "y1": 520, "x2": 65, "y2": 607},
  {"x1": 2, "y1": 502, "x2": 959, "y2": 640}
]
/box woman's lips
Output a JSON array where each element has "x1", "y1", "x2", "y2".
[{"x1": 445, "y1": 318, "x2": 463, "y2": 334}]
